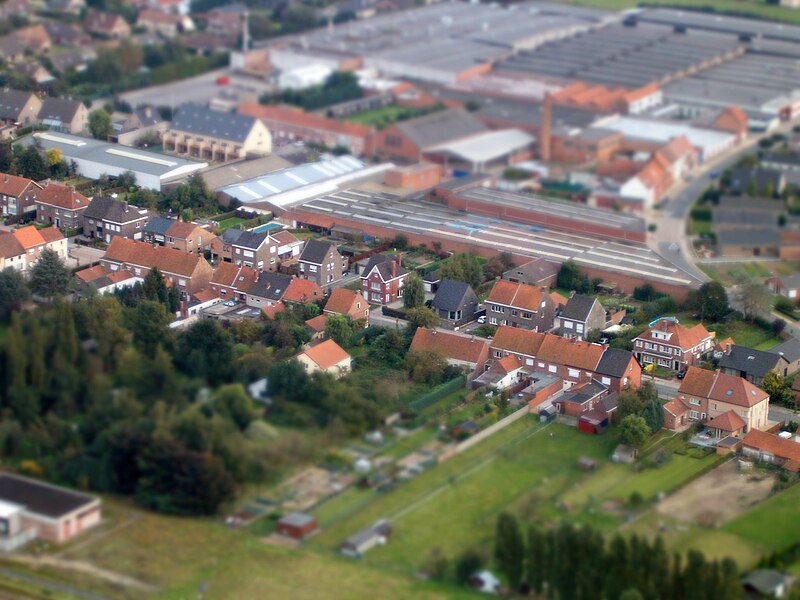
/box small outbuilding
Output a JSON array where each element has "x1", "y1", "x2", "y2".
[
  {"x1": 742, "y1": 569, "x2": 795, "y2": 599},
  {"x1": 341, "y1": 519, "x2": 392, "y2": 558},
  {"x1": 276, "y1": 512, "x2": 318, "y2": 540},
  {"x1": 577, "y1": 457, "x2": 597, "y2": 472},
  {"x1": 611, "y1": 444, "x2": 637, "y2": 465}
]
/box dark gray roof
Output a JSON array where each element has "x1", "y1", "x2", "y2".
[
  {"x1": 363, "y1": 253, "x2": 408, "y2": 280},
  {"x1": 770, "y1": 338, "x2": 800, "y2": 363},
  {"x1": 0, "y1": 34, "x2": 25, "y2": 61},
  {"x1": 0, "y1": 89, "x2": 34, "y2": 121},
  {"x1": 720, "y1": 345, "x2": 785, "y2": 378},
  {"x1": 713, "y1": 208, "x2": 782, "y2": 229},
  {"x1": 729, "y1": 167, "x2": 783, "y2": 195},
  {"x1": 170, "y1": 104, "x2": 258, "y2": 143},
  {"x1": 503, "y1": 257, "x2": 560, "y2": 284},
  {"x1": 742, "y1": 570, "x2": 793, "y2": 594},
  {"x1": 144, "y1": 216, "x2": 174, "y2": 236},
  {"x1": 432, "y1": 279, "x2": 476, "y2": 312},
  {"x1": 221, "y1": 228, "x2": 244, "y2": 244},
  {"x1": 559, "y1": 295, "x2": 599, "y2": 322},
  {"x1": 0, "y1": 473, "x2": 96, "y2": 519},
  {"x1": 231, "y1": 230, "x2": 267, "y2": 250},
  {"x1": 39, "y1": 97, "x2": 82, "y2": 124},
  {"x1": 395, "y1": 109, "x2": 487, "y2": 150},
  {"x1": 557, "y1": 381, "x2": 608, "y2": 405},
  {"x1": 134, "y1": 107, "x2": 162, "y2": 127},
  {"x1": 717, "y1": 228, "x2": 779, "y2": 247},
  {"x1": 422, "y1": 269, "x2": 441, "y2": 283},
  {"x1": 84, "y1": 197, "x2": 149, "y2": 223},
  {"x1": 762, "y1": 152, "x2": 800, "y2": 167},
  {"x1": 300, "y1": 239, "x2": 335, "y2": 265},
  {"x1": 595, "y1": 348, "x2": 634, "y2": 378},
  {"x1": 247, "y1": 272, "x2": 292, "y2": 301}
]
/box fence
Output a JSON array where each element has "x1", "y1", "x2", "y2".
[
  {"x1": 407, "y1": 376, "x2": 465, "y2": 414},
  {"x1": 440, "y1": 404, "x2": 531, "y2": 460}
]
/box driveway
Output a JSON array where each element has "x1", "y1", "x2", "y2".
[{"x1": 69, "y1": 243, "x2": 105, "y2": 268}]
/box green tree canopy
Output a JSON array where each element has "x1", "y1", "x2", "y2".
[
  {"x1": 403, "y1": 272, "x2": 425, "y2": 309},
  {"x1": 324, "y1": 314, "x2": 352, "y2": 348},
  {"x1": 0, "y1": 267, "x2": 30, "y2": 320},
  {"x1": 619, "y1": 415, "x2": 651, "y2": 449},
  {"x1": 175, "y1": 319, "x2": 235, "y2": 385},
  {"x1": 89, "y1": 109, "x2": 113, "y2": 140},
  {"x1": 686, "y1": 281, "x2": 729, "y2": 322},
  {"x1": 494, "y1": 512, "x2": 524, "y2": 590},
  {"x1": 29, "y1": 248, "x2": 69, "y2": 299},
  {"x1": 439, "y1": 254, "x2": 484, "y2": 289}
]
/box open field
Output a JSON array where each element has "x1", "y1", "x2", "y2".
[
  {"x1": 215, "y1": 217, "x2": 246, "y2": 230},
  {"x1": 679, "y1": 314, "x2": 781, "y2": 350},
  {"x1": 698, "y1": 261, "x2": 774, "y2": 286}
]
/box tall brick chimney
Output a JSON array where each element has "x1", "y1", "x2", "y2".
[
  {"x1": 391, "y1": 260, "x2": 397, "y2": 278},
  {"x1": 539, "y1": 93, "x2": 553, "y2": 163}
]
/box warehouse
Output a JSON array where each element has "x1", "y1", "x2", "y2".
[{"x1": 28, "y1": 132, "x2": 206, "y2": 190}]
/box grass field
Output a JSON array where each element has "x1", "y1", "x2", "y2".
[
  {"x1": 216, "y1": 217, "x2": 246, "y2": 230},
  {"x1": 697, "y1": 261, "x2": 776, "y2": 287},
  {"x1": 679, "y1": 314, "x2": 781, "y2": 350}
]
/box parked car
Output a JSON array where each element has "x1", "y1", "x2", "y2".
[
  {"x1": 477, "y1": 315, "x2": 486, "y2": 324},
  {"x1": 676, "y1": 371, "x2": 686, "y2": 380}
]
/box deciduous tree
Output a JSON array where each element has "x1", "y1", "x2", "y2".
[
  {"x1": 403, "y1": 272, "x2": 425, "y2": 309},
  {"x1": 619, "y1": 415, "x2": 651, "y2": 449}
]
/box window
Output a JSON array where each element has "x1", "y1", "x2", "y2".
[
  {"x1": 523, "y1": 312, "x2": 532, "y2": 319},
  {"x1": 537, "y1": 361, "x2": 545, "y2": 368},
  {"x1": 494, "y1": 350, "x2": 502, "y2": 358},
  {"x1": 371, "y1": 282, "x2": 381, "y2": 291},
  {"x1": 689, "y1": 399, "x2": 701, "y2": 406},
  {"x1": 568, "y1": 368, "x2": 580, "y2": 378},
  {"x1": 309, "y1": 265, "x2": 317, "y2": 272},
  {"x1": 548, "y1": 365, "x2": 557, "y2": 373},
  {"x1": 490, "y1": 317, "x2": 497, "y2": 325},
  {"x1": 601, "y1": 376, "x2": 611, "y2": 385},
  {"x1": 526, "y1": 359, "x2": 533, "y2": 366},
  {"x1": 563, "y1": 321, "x2": 574, "y2": 329},
  {"x1": 511, "y1": 310, "x2": 518, "y2": 317},
  {"x1": 689, "y1": 410, "x2": 699, "y2": 420}
]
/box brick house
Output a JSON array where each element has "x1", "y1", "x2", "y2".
[
  {"x1": 0, "y1": 90, "x2": 42, "y2": 135},
  {"x1": 554, "y1": 294, "x2": 607, "y2": 341},
  {"x1": 83, "y1": 197, "x2": 150, "y2": 242},
  {"x1": 324, "y1": 288, "x2": 370, "y2": 323},
  {"x1": 553, "y1": 380, "x2": 612, "y2": 418},
  {"x1": 37, "y1": 98, "x2": 89, "y2": 135},
  {"x1": 664, "y1": 367, "x2": 770, "y2": 435},
  {"x1": 485, "y1": 279, "x2": 555, "y2": 331},
  {"x1": 719, "y1": 344, "x2": 790, "y2": 386},
  {"x1": 84, "y1": 9, "x2": 131, "y2": 38},
  {"x1": 296, "y1": 339, "x2": 352, "y2": 379},
  {"x1": 101, "y1": 237, "x2": 213, "y2": 294},
  {"x1": 35, "y1": 183, "x2": 89, "y2": 230},
  {"x1": 767, "y1": 273, "x2": 800, "y2": 299},
  {"x1": 490, "y1": 325, "x2": 641, "y2": 393},
  {"x1": 0, "y1": 225, "x2": 66, "y2": 272},
  {"x1": 632, "y1": 317, "x2": 713, "y2": 373},
  {"x1": 502, "y1": 257, "x2": 559, "y2": 288},
  {"x1": 163, "y1": 220, "x2": 215, "y2": 255},
  {"x1": 271, "y1": 229, "x2": 304, "y2": 263},
  {"x1": 0, "y1": 173, "x2": 42, "y2": 218},
  {"x1": 208, "y1": 262, "x2": 258, "y2": 301},
  {"x1": 299, "y1": 239, "x2": 347, "y2": 286},
  {"x1": 360, "y1": 254, "x2": 409, "y2": 305},
  {"x1": 230, "y1": 231, "x2": 274, "y2": 270},
  {"x1": 410, "y1": 327, "x2": 490, "y2": 374},
  {"x1": 245, "y1": 272, "x2": 323, "y2": 309},
  {"x1": 431, "y1": 279, "x2": 479, "y2": 329}
]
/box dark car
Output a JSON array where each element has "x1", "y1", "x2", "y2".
[{"x1": 676, "y1": 371, "x2": 686, "y2": 380}]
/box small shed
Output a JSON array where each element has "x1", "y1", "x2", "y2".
[
  {"x1": 578, "y1": 409, "x2": 609, "y2": 434},
  {"x1": 341, "y1": 519, "x2": 392, "y2": 558},
  {"x1": 276, "y1": 512, "x2": 318, "y2": 540},
  {"x1": 577, "y1": 457, "x2": 597, "y2": 472},
  {"x1": 538, "y1": 403, "x2": 557, "y2": 423},
  {"x1": 452, "y1": 420, "x2": 481, "y2": 439},
  {"x1": 611, "y1": 444, "x2": 637, "y2": 464},
  {"x1": 742, "y1": 569, "x2": 795, "y2": 598},
  {"x1": 716, "y1": 435, "x2": 742, "y2": 456}
]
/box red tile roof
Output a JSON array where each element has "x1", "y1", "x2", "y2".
[
  {"x1": 165, "y1": 220, "x2": 201, "y2": 239},
  {"x1": 663, "y1": 397, "x2": 688, "y2": 417},
  {"x1": 305, "y1": 314, "x2": 328, "y2": 332},
  {"x1": 410, "y1": 327, "x2": 489, "y2": 365},
  {"x1": 192, "y1": 288, "x2": 218, "y2": 304},
  {"x1": 705, "y1": 410, "x2": 746, "y2": 432},
  {"x1": 75, "y1": 264, "x2": 109, "y2": 283},
  {"x1": 272, "y1": 230, "x2": 301, "y2": 246},
  {"x1": 300, "y1": 339, "x2": 351, "y2": 370},
  {"x1": 491, "y1": 354, "x2": 522, "y2": 374},
  {"x1": 12, "y1": 225, "x2": 45, "y2": 249},
  {"x1": 38, "y1": 226, "x2": 64, "y2": 244},
  {"x1": 261, "y1": 302, "x2": 285, "y2": 320},
  {"x1": 284, "y1": 278, "x2": 323, "y2": 303},
  {"x1": 210, "y1": 262, "x2": 258, "y2": 291},
  {"x1": 742, "y1": 429, "x2": 800, "y2": 463},
  {"x1": 678, "y1": 367, "x2": 769, "y2": 408},
  {"x1": 104, "y1": 237, "x2": 208, "y2": 277},
  {"x1": 324, "y1": 288, "x2": 365, "y2": 316},
  {"x1": 636, "y1": 318, "x2": 712, "y2": 351},
  {"x1": 550, "y1": 291, "x2": 568, "y2": 308},
  {"x1": 0, "y1": 173, "x2": 37, "y2": 198},
  {"x1": 490, "y1": 325, "x2": 546, "y2": 357},
  {"x1": 0, "y1": 233, "x2": 24, "y2": 259},
  {"x1": 486, "y1": 280, "x2": 544, "y2": 311},
  {"x1": 537, "y1": 335, "x2": 605, "y2": 371},
  {"x1": 37, "y1": 182, "x2": 88, "y2": 210},
  {"x1": 238, "y1": 103, "x2": 372, "y2": 139}
]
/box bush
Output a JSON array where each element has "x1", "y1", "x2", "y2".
[{"x1": 690, "y1": 206, "x2": 713, "y2": 221}]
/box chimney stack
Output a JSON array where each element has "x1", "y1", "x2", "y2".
[{"x1": 391, "y1": 260, "x2": 396, "y2": 278}]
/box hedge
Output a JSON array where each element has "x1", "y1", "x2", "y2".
[
  {"x1": 408, "y1": 376, "x2": 465, "y2": 413},
  {"x1": 690, "y1": 206, "x2": 713, "y2": 222}
]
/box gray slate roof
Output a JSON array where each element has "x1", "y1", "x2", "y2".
[
  {"x1": 559, "y1": 295, "x2": 599, "y2": 322},
  {"x1": 170, "y1": 104, "x2": 258, "y2": 143},
  {"x1": 595, "y1": 348, "x2": 633, "y2": 378},
  {"x1": 300, "y1": 239, "x2": 335, "y2": 265},
  {"x1": 247, "y1": 272, "x2": 292, "y2": 302},
  {"x1": 762, "y1": 152, "x2": 800, "y2": 167},
  {"x1": 363, "y1": 253, "x2": 408, "y2": 280},
  {"x1": 719, "y1": 345, "x2": 785, "y2": 378},
  {"x1": 0, "y1": 473, "x2": 96, "y2": 519},
  {"x1": 717, "y1": 228, "x2": 778, "y2": 247},
  {"x1": 231, "y1": 230, "x2": 268, "y2": 250},
  {"x1": 39, "y1": 97, "x2": 82, "y2": 124},
  {"x1": 729, "y1": 167, "x2": 783, "y2": 195},
  {"x1": 84, "y1": 196, "x2": 148, "y2": 223},
  {"x1": 144, "y1": 216, "x2": 174, "y2": 236},
  {"x1": 0, "y1": 89, "x2": 34, "y2": 121},
  {"x1": 395, "y1": 109, "x2": 487, "y2": 150},
  {"x1": 558, "y1": 381, "x2": 608, "y2": 405},
  {"x1": 221, "y1": 228, "x2": 244, "y2": 244},
  {"x1": 770, "y1": 337, "x2": 800, "y2": 363},
  {"x1": 432, "y1": 279, "x2": 476, "y2": 312}
]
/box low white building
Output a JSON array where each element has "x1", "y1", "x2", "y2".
[{"x1": 278, "y1": 65, "x2": 332, "y2": 90}]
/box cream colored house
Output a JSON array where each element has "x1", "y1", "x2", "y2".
[
  {"x1": 296, "y1": 339, "x2": 352, "y2": 379},
  {"x1": 164, "y1": 104, "x2": 272, "y2": 162}
]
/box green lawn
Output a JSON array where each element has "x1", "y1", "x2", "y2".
[
  {"x1": 697, "y1": 261, "x2": 775, "y2": 287},
  {"x1": 679, "y1": 314, "x2": 780, "y2": 350},
  {"x1": 722, "y1": 483, "x2": 800, "y2": 551},
  {"x1": 216, "y1": 217, "x2": 246, "y2": 230},
  {"x1": 376, "y1": 426, "x2": 439, "y2": 460}
]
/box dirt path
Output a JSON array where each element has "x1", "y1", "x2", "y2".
[
  {"x1": 655, "y1": 460, "x2": 775, "y2": 527},
  {"x1": 10, "y1": 555, "x2": 158, "y2": 594}
]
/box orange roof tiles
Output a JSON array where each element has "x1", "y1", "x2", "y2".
[
  {"x1": 301, "y1": 339, "x2": 351, "y2": 370},
  {"x1": 238, "y1": 103, "x2": 372, "y2": 139},
  {"x1": 411, "y1": 328, "x2": 490, "y2": 365},
  {"x1": 272, "y1": 230, "x2": 301, "y2": 246},
  {"x1": 656, "y1": 136, "x2": 695, "y2": 165},
  {"x1": 284, "y1": 278, "x2": 322, "y2": 303},
  {"x1": 0, "y1": 233, "x2": 24, "y2": 259},
  {"x1": 324, "y1": 288, "x2": 365, "y2": 316},
  {"x1": 537, "y1": 335, "x2": 604, "y2": 371},
  {"x1": 490, "y1": 325, "x2": 546, "y2": 357},
  {"x1": 261, "y1": 302, "x2": 285, "y2": 320},
  {"x1": 210, "y1": 262, "x2": 258, "y2": 291},
  {"x1": 12, "y1": 225, "x2": 45, "y2": 249},
  {"x1": 305, "y1": 314, "x2": 328, "y2": 332},
  {"x1": 75, "y1": 265, "x2": 109, "y2": 283},
  {"x1": 637, "y1": 318, "x2": 712, "y2": 351},
  {"x1": 104, "y1": 237, "x2": 208, "y2": 277},
  {"x1": 492, "y1": 354, "x2": 522, "y2": 374},
  {"x1": 38, "y1": 226, "x2": 64, "y2": 244},
  {"x1": 486, "y1": 280, "x2": 544, "y2": 311},
  {"x1": 679, "y1": 367, "x2": 769, "y2": 408},
  {"x1": 165, "y1": 220, "x2": 200, "y2": 239},
  {"x1": 37, "y1": 182, "x2": 88, "y2": 210},
  {"x1": 705, "y1": 410, "x2": 746, "y2": 432},
  {"x1": 550, "y1": 291, "x2": 568, "y2": 308},
  {"x1": 192, "y1": 289, "x2": 218, "y2": 304},
  {"x1": 108, "y1": 269, "x2": 135, "y2": 283},
  {"x1": 663, "y1": 398, "x2": 688, "y2": 417},
  {"x1": 678, "y1": 366, "x2": 718, "y2": 397},
  {"x1": 742, "y1": 429, "x2": 800, "y2": 463}
]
